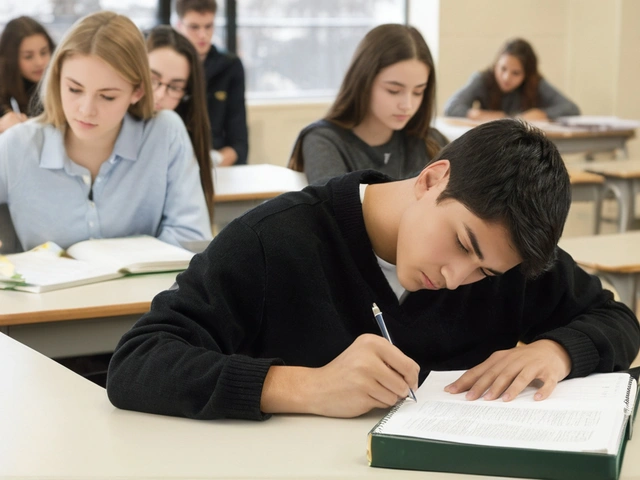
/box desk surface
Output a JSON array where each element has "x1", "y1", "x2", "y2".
[
  {"x1": 581, "y1": 159, "x2": 640, "y2": 178},
  {"x1": 436, "y1": 117, "x2": 637, "y2": 140},
  {"x1": 568, "y1": 169, "x2": 605, "y2": 184},
  {"x1": 2, "y1": 332, "x2": 640, "y2": 480},
  {"x1": 0, "y1": 272, "x2": 176, "y2": 326},
  {"x1": 214, "y1": 164, "x2": 309, "y2": 202},
  {"x1": 559, "y1": 231, "x2": 640, "y2": 273}
]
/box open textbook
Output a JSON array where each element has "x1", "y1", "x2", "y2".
[
  {"x1": 368, "y1": 369, "x2": 638, "y2": 480},
  {"x1": 0, "y1": 236, "x2": 194, "y2": 293}
]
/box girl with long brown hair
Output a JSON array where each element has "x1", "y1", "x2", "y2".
[
  {"x1": 146, "y1": 25, "x2": 214, "y2": 221},
  {"x1": 444, "y1": 38, "x2": 580, "y2": 122},
  {"x1": 288, "y1": 24, "x2": 447, "y2": 185},
  {"x1": 0, "y1": 16, "x2": 55, "y2": 133}
]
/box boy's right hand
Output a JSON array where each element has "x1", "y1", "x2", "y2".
[
  {"x1": 0, "y1": 111, "x2": 27, "y2": 133},
  {"x1": 261, "y1": 334, "x2": 419, "y2": 418}
]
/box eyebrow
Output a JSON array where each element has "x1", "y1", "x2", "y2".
[
  {"x1": 65, "y1": 77, "x2": 122, "y2": 92},
  {"x1": 464, "y1": 223, "x2": 505, "y2": 276},
  {"x1": 382, "y1": 80, "x2": 428, "y2": 88},
  {"x1": 150, "y1": 69, "x2": 187, "y2": 83}
]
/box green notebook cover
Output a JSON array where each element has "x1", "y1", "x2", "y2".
[{"x1": 368, "y1": 370, "x2": 638, "y2": 480}]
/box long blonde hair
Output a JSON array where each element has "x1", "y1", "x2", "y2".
[{"x1": 38, "y1": 11, "x2": 154, "y2": 128}]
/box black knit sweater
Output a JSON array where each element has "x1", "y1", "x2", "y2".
[{"x1": 107, "y1": 171, "x2": 640, "y2": 421}]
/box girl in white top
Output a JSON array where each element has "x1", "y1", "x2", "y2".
[{"x1": 0, "y1": 11, "x2": 211, "y2": 252}]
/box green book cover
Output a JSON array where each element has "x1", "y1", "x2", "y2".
[{"x1": 368, "y1": 370, "x2": 637, "y2": 480}]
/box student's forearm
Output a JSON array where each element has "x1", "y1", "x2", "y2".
[{"x1": 260, "y1": 365, "x2": 316, "y2": 414}]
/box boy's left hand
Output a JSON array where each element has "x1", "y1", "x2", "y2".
[{"x1": 444, "y1": 339, "x2": 572, "y2": 401}]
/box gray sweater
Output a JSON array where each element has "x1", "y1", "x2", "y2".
[
  {"x1": 300, "y1": 122, "x2": 448, "y2": 185},
  {"x1": 444, "y1": 72, "x2": 580, "y2": 120}
]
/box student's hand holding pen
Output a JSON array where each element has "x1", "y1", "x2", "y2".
[
  {"x1": 444, "y1": 339, "x2": 572, "y2": 402},
  {"x1": 260, "y1": 334, "x2": 419, "y2": 418}
]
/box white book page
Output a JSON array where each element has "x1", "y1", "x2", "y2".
[
  {"x1": 67, "y1": 236, "x2": 194, "y2": 273},
  {"x1": 376, "y1": 370, "x2": 631, "y2": 454},
  {"x1": 4, "y1": 249, "x2": 117, "y2": 287}
]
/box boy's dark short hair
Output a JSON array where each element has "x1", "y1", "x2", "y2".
[
  {"x1": 432, "y1": 119, "x2": 570, "y2": 279},
  {"x1": 175, "y1": 0, "x2": 217, "y2": 18}
]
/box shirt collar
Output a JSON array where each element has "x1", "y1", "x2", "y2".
[
  {"x1": 39, "y1": 113, "x2": 144, "y2": 169},
  {"x1": 112, "y1": 113, "x2": 144, "y2": 162}
]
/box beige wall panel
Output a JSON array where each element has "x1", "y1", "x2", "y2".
[
  {"x1": 246, "y1": 102, "x2": 331, "y2": 166},
  {"x1": 439, "y1": 0, "x2": 567, "y2": 37},
  {"x1": 565, "y1": 0, "x2": 618, "y2": 114}
]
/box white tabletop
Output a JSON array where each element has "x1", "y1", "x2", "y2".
[
  {"x1": 580, "y1": 159, "x2": 640, "y2": 178},
  {"x1": 214, "y1": 164, "x2": 308, "y2": 202},
  {"x1": 435, "y1": 117, "x2": 637, "y2": 142},
  {"x1": 559, "y1": 231, "x2": 640, "y2": 273},
  {"x1": 0, "y1": 272, "x2": 177, "y2": 326},
  {"x1": 2, "y1": 332, "x2": 640, "y2": 479}
]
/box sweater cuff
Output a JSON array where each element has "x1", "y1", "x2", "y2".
[
  {"x1": 215, "y1": 355, "x2": 284, "y2": 421},
  {"x1": 534, "y1": 327, "x2": 600, "y2": 379}
]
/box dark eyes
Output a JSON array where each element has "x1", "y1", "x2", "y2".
[
  {"x1": 387, "y1": 89, "x2": 425, "y2": 96},
  {"x1": 68, "y1": 87, "x2": 115, "y2": 101},
  {"x1": 456, "y1": 236, "x2": 490, "y2": 278}
]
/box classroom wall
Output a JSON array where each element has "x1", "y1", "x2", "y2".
[
  {"x1": 246, "y1": 0, "x2": 640, "y2": 165},
  {"x1": 246, "y1": 100, "x2": 330, "y2": 166}
]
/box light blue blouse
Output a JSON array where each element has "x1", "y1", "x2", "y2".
[{"x1": 0, "y1": 110, "x2": 212, "y2": 251}]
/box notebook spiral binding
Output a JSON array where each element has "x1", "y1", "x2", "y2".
[
  {"x1": 372, "y1": 399, "x2": 407, "y2": 433},
  {"x1": 624, "y1": 376, "x2": 636, "y2": 440}
]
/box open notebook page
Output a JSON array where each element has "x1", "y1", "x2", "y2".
[{"x1": 375, "y1": 370, "x2": 635, "y2": 455}]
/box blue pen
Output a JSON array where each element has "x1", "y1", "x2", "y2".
[{"x1": 371, "y1": 303, "x2": 417, "y2": 402}]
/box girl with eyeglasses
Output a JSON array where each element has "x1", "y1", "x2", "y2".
[
  {"x1": 146, "y1": 25, "x2": 214, "y2": 221},
  {"x1": 0, "y1": 11, "x2": 211, "y2": 252},
  {"x1": 0, "y1": 16, "x2": 55, "y2": 133}
]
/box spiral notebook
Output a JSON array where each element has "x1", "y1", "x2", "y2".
[{"x1": 368, "y1": 369, "x2": 638, "y2": 480}]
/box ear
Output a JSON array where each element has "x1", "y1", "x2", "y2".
[
  {"x1": 414, "y1": 160, "x2": 450, "y2": 199},
  {"x1": 130, "y1": 86, "x2": 145, "y2": 105}
]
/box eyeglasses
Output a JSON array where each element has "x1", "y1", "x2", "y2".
[{"x1": 151, "y1": 78, "x2": 187, "y2": 99}]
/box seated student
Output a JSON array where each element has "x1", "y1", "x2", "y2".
[
  {"x1": 175, "y1": 0, "x2": 248, "y2": 166},
  {"x1": 444, "y1": 38, "x2": 580, "y2": 122},
  {"x1": 107, "y1": 119, "x2": 639, "y2": 421},
  {"x1": 146, "y1": 25, "x2": 214, "y2": 222},
  {"x1": 288, "y1": 24, "x2": 448, "y2": 186},
  {"x1": 0, "y1": 16, "x2": 55, "y2": 133},
  {"x1": 0, "y1": 11, "x2": 211, "y2": 252}
]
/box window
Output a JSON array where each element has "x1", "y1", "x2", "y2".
[
  {"x1": 0, "y1": 0, "x2": 158, "y2": 41},
  {"x1": 235, "y1": 1, "x2": 407, "y2": 100}
]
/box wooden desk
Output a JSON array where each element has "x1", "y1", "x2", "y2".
[
  {"x1": 435, "y1": 117, "x2": 636, "y2": 158},
  {"x1": 213, "y1": 164, "x2": 308, "y2": 229},
  {"x1": 2, "y1": 331, "x2": 640, "y2": 480},
  {"x1": 0, "y1": 273, "x2": 176, "y2": 357},
  {"x1": 559, "y1": 231, "x2": 640, "y2": 310},
  {"x1": 576, "y1": 159, "x2": 640, "y2": 233},
  {"x1": 568, "y1": 170, "x2": 605, "y2": 234}
]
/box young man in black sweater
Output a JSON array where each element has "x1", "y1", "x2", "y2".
[{"x1": 107, "y1": 119, "x2": 640, "y2": 421}]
